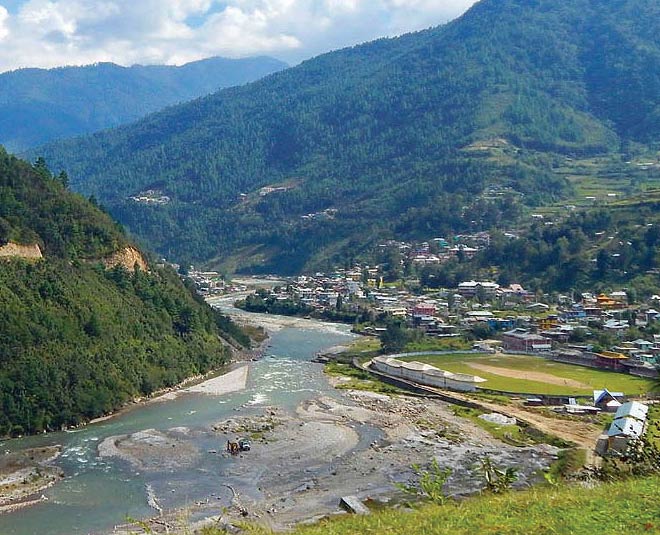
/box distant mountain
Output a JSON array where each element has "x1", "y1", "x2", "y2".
[
  {"x1": 0, "y1": 56, "x2": 287, "y2": 151},
  {"x1": 0, "y1": 148, "x2": 247, "y2": 436},
  {"x1": 36, "y1": 0, "x2": 660, "y2": 274}
]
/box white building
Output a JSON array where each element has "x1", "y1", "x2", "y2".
[
  {"x1": 370, "y1": 356, "x2": 486, "y2": 392},
  {"x1": 597, "y1": 400, "x2": 649, "y2": 455}
]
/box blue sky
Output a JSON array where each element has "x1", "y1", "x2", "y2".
[{"x1": 0, "y1": 0, "x2": 479, "y2": 73}]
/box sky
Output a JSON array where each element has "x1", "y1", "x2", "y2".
[{"x1": 0, "y1": 0, "x2": 479, "y2": 73}]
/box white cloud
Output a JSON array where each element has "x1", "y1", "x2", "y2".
[
  {"x1": 0, "y1": 6, "x2": 9, "y2": 40},
  {"x1": 0, "y1": 0, "x2": 479, "y2": 73}
]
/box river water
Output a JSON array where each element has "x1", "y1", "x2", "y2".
[{"x1": 0, "y1": 305, "x2": 354, "y2": 535}]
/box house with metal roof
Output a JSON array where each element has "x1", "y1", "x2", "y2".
[
  {"x1": 607, "y1": 417, "x2": 644, "y2": 440},
  {"x1": 597, "y1": 400, "x2": 649, "y2": 455},
  {"x1": 593, "y1": 389, "x2": 624, "y2": 411},
  {"x1": 502, "y1": 328, "x2": 553, "y2": 352},
  {"x1": 614, "y1": 401, "x2": 649, "y2": 422}
]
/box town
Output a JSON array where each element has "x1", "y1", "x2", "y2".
[{"x1": 221, "y1": 246, "x2": 660, "y2": 383}]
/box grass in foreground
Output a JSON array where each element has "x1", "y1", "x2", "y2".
[
  {"x1": 201, "y1": 476, "x2": 660, "y2": 535},
  {"x1": 404, "y1": 353, "x2": 655, "y2": 395}
]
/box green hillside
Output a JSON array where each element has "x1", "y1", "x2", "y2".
[
  {"x1": 36, "y1": 0, "x2": 660, "y2": 273},
  {"x1": 0, "y1": 56, "x2": 286, "y2": 151},
  {"x1": 417, "y1": 189, "x2": 660, "y2": 294},
  {"x1": 224, "y1": 476, "x2": 660, "y2": 535},
  {"x1": 0, "y1": 149, "x2": 244, "y2": 437}
]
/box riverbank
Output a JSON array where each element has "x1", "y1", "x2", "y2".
[
  {"x1": 97, "y1": 306, "x2": 562, "y2": 533},
  {"x1": 86, "y1": 360, "x2": 254, "y2": 425},
  {"x1": 0, "y1": 299, "x2": 342, "y2": 519},
  {"x1": 160, "y1": 365, "x2": 250, "y2": 400},
  {"x1": 0, "y1": 308, "x2": 357, "y2": 535},
  {"x1": 210, "y1": 297, "x2": 353, "y2": 337},
  {"x1": 0, "y1": 363, "x2": 254, "y2": 514},
  {"x1": 0, "y1": 446, "x2": 64, "y2": 515}
]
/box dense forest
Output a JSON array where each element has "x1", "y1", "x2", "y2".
[
  {"x1": 0, "y1": 149, "x2": 246, "y2": 437},
  {"x1": 35, "y1": 0, "x2": 660, "y2": 274},
  {"x1": 0, "y1": 56, "x2": 286, "y2": 151}
]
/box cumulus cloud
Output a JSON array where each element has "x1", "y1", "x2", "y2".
[
  {"x1": 0, "y1": 0, "x2": 478, "y2": 72},
  {"x1": 0, "y1": 6, "x2": 9, "y2": 40}
]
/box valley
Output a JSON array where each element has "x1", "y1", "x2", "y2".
[
  {"x1": 0, "y1": 296, "x2": 567, "y2": 535},
  {"x1": 32, "y1": 0, "x2": 660, "y2": 274},
  {"x1": 0, "y1": 0, "x2": 659, "y2": 533}
]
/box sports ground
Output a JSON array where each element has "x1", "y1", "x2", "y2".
[{"x1": 402, "y1": 353, "x2": 656, "y2": 396}]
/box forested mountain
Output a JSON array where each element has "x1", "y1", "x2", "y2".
[
  {"x1": 36, "y1": 0, "x2": 660, "y2": 274},
  {"x1": 0, "y1": 56, "x2": 286, "y2": 151},
  {"x1": 0, "y1": 148, "x2": 247, "y2": 437}
]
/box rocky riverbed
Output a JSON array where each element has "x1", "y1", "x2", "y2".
[{"x1": 111, "y1": 389, "x2": 560, "y2": 533}]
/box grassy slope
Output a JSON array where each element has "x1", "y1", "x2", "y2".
[
  {"x1": 225, "y1": 476, "x2": 660, "y2": 535},
  {"x1": 451, "y1": 405, "x2": 564, "y2": 447},
  {"x1": 403, "y1": 353, "x2": 655, "y2": 395}
]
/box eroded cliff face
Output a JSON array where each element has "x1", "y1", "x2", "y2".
[
  {"x1": 0, "y1": 242, "x2": 43, "y2": 260},
  {"x1": 103, "y1": 246, "x2": 148, "y2": 272}
]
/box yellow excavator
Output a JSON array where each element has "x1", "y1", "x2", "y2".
[{"x1": 226, "y1": 437, "x2": 251, "y2": 455}]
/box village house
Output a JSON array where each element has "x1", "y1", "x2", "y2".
[
  {"x1": 540, "y1": 325, "x2": 575, "y2": 343},
  {"x1": 593, "y1": 389, "x2": 625, "y2": 412},
  {"x1": 465, "y1": 310, "x2": 494, "y2": 323},
  {"x1": 502, "y1": 329, "x2": 552, "y2": 352},
  {"x1": 610, "y1": 291, "x2": 628, "y2": 304},
  {"x1": 603, "y1": 319, "x2": 629, "y2": 336},
  {"x1": 457, "y1": 280, "x2": 500, "y2": 298},
  {"x1": 597, "y1": 401, "x2": 649, "y2": 455},
  {"x1": 591, "y1": 350, "x2": 629, "y2": 372},
  {"x1": 597, "y1": 293, "x2": 621, "y2": 310},
  {"x1": 412, "y1": 303, "x2": 437, "y2": 316},
  {"x1": 536, "y1": 315, "x2": 559, "y2": 330},
  {"x1": 488, "y1": 317, "x2": 517, "y2": 331}
]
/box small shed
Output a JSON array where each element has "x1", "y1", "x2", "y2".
[
  {"x1": 593, "y1": 389, "x2": 624, "y2": 412},
  {"x1": 603, "y1": 400, "x2": 649, "y2": 454}
]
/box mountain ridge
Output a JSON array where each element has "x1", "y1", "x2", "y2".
[
  {"x1": 34, "y1": 0, "x2": 660, "y2": 273},
  {"x1": 0, "y1": 55, "x2": 287, "y2": 151}
]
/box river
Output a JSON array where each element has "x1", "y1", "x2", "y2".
[{"x1": 0, "y1": 301, "x2": 355, "y2": 535}]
